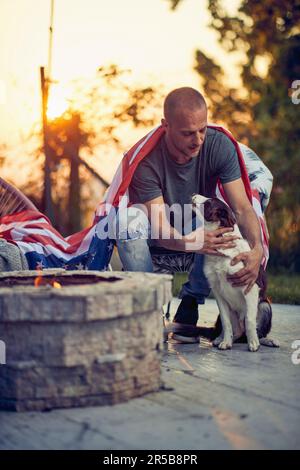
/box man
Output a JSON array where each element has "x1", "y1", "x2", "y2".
[{"x1": 116, "y1": 87, "x2": 264, "y2": 342}]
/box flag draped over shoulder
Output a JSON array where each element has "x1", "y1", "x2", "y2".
[{"x1": 0, "y1": 125, "x2": 270, "y2": 270}]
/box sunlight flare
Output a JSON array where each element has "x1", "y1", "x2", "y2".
[{"x1": 47, "y1": 84, "x2": 69, "y2": 120}]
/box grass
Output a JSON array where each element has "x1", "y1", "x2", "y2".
[
  {"x1": 267, "y1": 274, "x2": 300, "y2": 305},
  {"x1": 172, "y1": 272, "x2": 300, "y2": 305}
]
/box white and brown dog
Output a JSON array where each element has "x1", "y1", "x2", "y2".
[{"x1": 192, "y1": 194, "x2": 279, "y2": 352}]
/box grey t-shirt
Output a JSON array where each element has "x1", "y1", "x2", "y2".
[{"x1": 129, "y1": 127, "x2": 241, "y2": 228}]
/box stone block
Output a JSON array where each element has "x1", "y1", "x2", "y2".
[{"x1": 0, "y1": 270, "x2": 172, "y2": 411}]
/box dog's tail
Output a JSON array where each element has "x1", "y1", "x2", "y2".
[
  {"x1": 257, "y1": 299, "x2": 272, "y2": 339},
  {"x1": 256, "y1": 266, "x2": 272, "y2": 338}
]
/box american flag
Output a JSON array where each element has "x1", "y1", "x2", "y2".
[{"x1": 0, "y1": 125, "x2": 269, "y2": 270}]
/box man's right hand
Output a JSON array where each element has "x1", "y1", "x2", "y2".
[
  {"x1": 184, "y1": 226, "x2": 239, "y2": 255},
  {"x1": 201, "y1": 227, "x2": 239, "y2": 255}
]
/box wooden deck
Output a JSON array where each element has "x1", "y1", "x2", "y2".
[{"x1": 0, "y1": 299, "x2": 299, "y2": 450}]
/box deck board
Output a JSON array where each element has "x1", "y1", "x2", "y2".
[{"x1": 0, "y1": 299, "x2": 299, "y2": 450}]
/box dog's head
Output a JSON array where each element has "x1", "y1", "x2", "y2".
[{"x1": 192, "y1": 194, "x2": 236, "y2": 229}]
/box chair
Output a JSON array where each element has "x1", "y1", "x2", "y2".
[
  {"x1": 150, "y1": 246, "x2": 195, "y2": 321},
  {"x1": 0, "y1": 178, "x2": 39, "y2": 271},
  {"x1": 0, "y1": 177, "x2": 38, "y2": 217}
]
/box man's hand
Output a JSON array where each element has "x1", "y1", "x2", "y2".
[
  {"x1": 196, "y1": 227, "x2": 239, "y2": 256},
  {"x1": 227, "y1": 246, "x2": 263, "y2": 294}
]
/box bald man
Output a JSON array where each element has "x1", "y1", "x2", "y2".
[{"x1": 116, "y1": 87, "x2": 264, "y2": 343}]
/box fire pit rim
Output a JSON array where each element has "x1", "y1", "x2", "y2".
[{"x1": 0, "y1": 270, "x2": 173, "y2": 323}]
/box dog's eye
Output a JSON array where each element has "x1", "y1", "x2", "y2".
[{"x1": 220, "y1": 209, "x2": 228, "y2": 218}]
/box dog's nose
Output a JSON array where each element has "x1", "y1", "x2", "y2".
[{"x1": 192, "y1": 194, "x2": 210, "y2": 205}]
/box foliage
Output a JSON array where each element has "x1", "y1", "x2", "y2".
[
  {"x1": 70, "y1": 64, "x2": 163, "y2": 150},
  {"x1": 267, "y1": 273, "x2": 300, "y2": 305},
  {"x1": 17, "y1": 65, "x2": 162, "y2": 234},
  {"x1": 168, "y1": 0, "x2": 300, "y2": 271},
  {"x1": 0, "y1": 144, "x2": 7, "y2": 168}
]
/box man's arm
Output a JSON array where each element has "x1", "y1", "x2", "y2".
[
  {"x1": 223, "y1": 178, "x2": 264, "y2": 293},
  {"x1": 142, "y1": 196, "x2": 238, "y2": 254}
]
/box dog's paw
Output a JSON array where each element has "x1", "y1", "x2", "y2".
[
  {"x1": 260, "y1": 337, "x2": 280, "y2": 348},
  {"x1": 218, "y1": 340, "x2": 232, "y2": 350},
  {"x1": 248, "y1": 338, "x2": 260, "y2": 352},
  {"x1": 213, "y1": 336, "x2": 223, "y2": 347}
]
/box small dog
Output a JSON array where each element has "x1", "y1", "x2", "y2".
[{"x1": 192, "y1": 194, "x2": 279, "y2": 351}]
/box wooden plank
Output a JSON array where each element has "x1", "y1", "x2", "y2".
[{"x1": 0, "y1": 300, "x2": 299, "y2": 450}]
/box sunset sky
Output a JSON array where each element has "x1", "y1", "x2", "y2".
[{"x1": 0, "y1": 0, "x2": 241, "y2": 181}]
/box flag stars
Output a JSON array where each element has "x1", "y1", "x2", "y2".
[
  {"x1": 75, "y1": 263, "x2": 85, "y2": 270},
  {"x1": 36, "y1": 261, "x2": 44, "y2": 270}
]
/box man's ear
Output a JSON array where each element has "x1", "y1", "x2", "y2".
[{"x1": 161, "y1": 118, "x2": 168, "y2": 128}]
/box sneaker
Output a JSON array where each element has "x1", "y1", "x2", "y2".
[
  {"x1": 166, "y1": 295, "x2": 200, "y2": 344},
  {"x1": 169, "y1": 323, "x2": 201, "y2": 344}
]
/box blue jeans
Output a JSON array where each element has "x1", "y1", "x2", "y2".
[{"x1": 114, "y1": 207, "x2": 210, "y2": 305}]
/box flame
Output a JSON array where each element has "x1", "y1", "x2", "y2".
[
  {"x1": 34, "y1": 270, "x2": 62, "y2": 288},
  {"x1": 34, "y1": 269, "x2": 44, "y2": 287},
  {"x1": 52, "y1": 281, "x2": 62, "y2": 289}
]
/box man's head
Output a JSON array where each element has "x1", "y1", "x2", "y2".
[{"x1": 162, "y1": 87, "x2": 208, "y2": 162}]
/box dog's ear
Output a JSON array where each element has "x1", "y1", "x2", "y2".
[{"x1": 219, "y1": 208, "x2": 236, "y2": 228}]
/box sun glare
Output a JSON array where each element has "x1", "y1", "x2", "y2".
[{"x1": 47, "y1": 84, "x2": 69, "y2": 120}]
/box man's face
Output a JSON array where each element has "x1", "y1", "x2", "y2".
[{"x1": 163, "y1": 107, "x2": 208, "y2": 162}]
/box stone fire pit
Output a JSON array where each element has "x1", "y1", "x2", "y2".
[{"x1": 0, "y1": 269, "x2": 172, "y2": 411}]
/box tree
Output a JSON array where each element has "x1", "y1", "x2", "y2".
[
  {"x1": 57, "y1": 64, "x2": 163, "y2": 234},
  {"x1": 0, "y1": 144, "x2": 6, "y2": 169},
  {"x1": 168, "y1": 0, "x2": 300, "y2": 271},
  {"x1": 6, "y1": 64, "x2": 162, "y2": 235}
]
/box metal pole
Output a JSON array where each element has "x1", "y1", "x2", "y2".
[
  {"x1": 40, "y1": 0, "x2": 55, "y2": 220},
  {"x1": 48, "y1": 0, "x2": 55, "y2": 80},
  {"x1": 40, "y1": 66, "x2": 54, "y2": 220}
]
